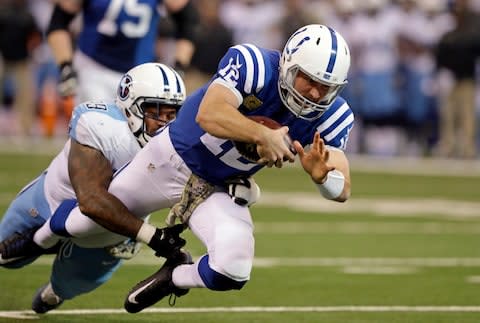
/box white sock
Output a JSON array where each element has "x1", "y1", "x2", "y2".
[
  {"x1": 33, "y1": 219, "x2": 61, "y2": 249},
  {"x1": 172, "y1": 260, "x2": 206, "y2": 289},
  {"x1": 41, "y1": 282, "x2": 63, "y2": 304}
]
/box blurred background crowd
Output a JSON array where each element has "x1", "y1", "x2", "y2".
[{"x1": 1, "y1": 0, "x2": 480, "y2": 159}]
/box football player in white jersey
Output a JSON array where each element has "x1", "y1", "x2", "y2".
[
  {"x1": 0, "y1": 62, "x2": 186, "y2": 313},
  {"x1": 47, "y1": 0, "x2": 198, "y2": 103},
  {"x1": 10, "y1": 24, "x2": 354, "y2": 313}
]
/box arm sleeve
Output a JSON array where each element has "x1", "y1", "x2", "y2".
[
  {"x1": 46, "y1": 4, "x2": 76, "y2": 35},
  {"x1": 169, "y1": 0, "x2": 200, "y2": 42}
]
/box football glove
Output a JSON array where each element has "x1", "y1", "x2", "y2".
[
  {"x1": 148, "y1": 224, "x2": 186, "y2": 258},
  {"x1": 58, "y1": 61, "x2": 78, "y2": 97},
  {"x1": 226, "y1": 177, "x2": 261, "y2": 206}
]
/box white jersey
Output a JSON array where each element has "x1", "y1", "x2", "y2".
[{"x1": 43, "y1": 100, "x2": 140, "y2": 214}]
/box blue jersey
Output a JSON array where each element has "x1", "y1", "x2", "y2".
[
  {"x1": 78, "y1": 0, "x2": 160, "y2": 72},
  {"x1": 169, "y1": 44, "x2": 354, "y2": 185}
]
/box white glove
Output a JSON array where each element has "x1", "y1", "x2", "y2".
[{"x1": 228, "y1": 177, "x2": 261, "y2": 206}]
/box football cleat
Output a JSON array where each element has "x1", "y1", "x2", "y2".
[
  {"x1": 31, "y1": 282, "x2": 64, "y2": 314},
  {"x1": 124, "y1": 250, "x2": 193, "y2": 313},
  {"x1": 0, "y1": 227, "x2": 60, "y2": 265}
]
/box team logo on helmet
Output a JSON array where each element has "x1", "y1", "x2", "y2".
[{"x1": 118, "y1": 74, "x2": 132, "y2": 101}]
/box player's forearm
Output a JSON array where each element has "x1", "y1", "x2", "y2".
[
  {"x1": 77, "y1": 192, "x2": 143, "y2": 239},
  {"x1": 196, "y1": 84, "x2": 268, "y2": 144},
  {"x1": 78, "y1": 193, "x2": 185, "y2": 258},
  {"x1": 314, "y1": 150, "x2": 351, "y2": 202},
  {"x1": 46, "y1": 2, "x2": 77, "y2": 65},
  {"x1": 199, "y1": 109, "x2": 266, "y2": 144},
  {"x1": 47, "y1": 31, "x2": 74, "y2": 65}
]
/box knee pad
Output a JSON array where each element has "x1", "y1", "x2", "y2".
[{"x1": 198, "y1": 255, "x2": 247, "y2": 291}]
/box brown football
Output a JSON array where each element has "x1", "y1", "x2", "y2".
[
  {"x1": 233, "y1": 116, "x2": 295, "y2": 162},
  {"x1": 248, "y1": 115, "x2": 283, "y2": 129}
]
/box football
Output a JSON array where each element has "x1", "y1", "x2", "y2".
[
  {"x1": 248, "y1": 115, "x2": 283, "y2": 129},
  {"x1": 233, "y1": 116, "x2": 295, "y2": 162}
]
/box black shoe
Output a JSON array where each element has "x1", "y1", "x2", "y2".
[
  {"x1": 124, "y1": 250, "x2": 193, "y2": 313},
  {"x1": 31, "y1": 283, "x2": 64, "y2": 314},
  {"x1": 0, "y1": 227, "x2": 60, "y2": 265}
]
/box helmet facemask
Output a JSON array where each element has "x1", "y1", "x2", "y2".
[
  {"x1": 279, "y1": 65, "x2": 347, "y2": 120},
  {"x1": 127, "y1": 97, "x2": 182, "y2": 147}
]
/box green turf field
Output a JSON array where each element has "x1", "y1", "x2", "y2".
[{"x1": 1, "y1": 151, "x2": 480, "y2": 322}]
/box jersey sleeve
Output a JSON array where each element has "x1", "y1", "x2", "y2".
[
  {"x1": 212, "y1": 44, "x2": 269, "y2": 106},
  {"x1": 315, "y1": 98, "x2": 355, "y2": 151},
  {"x1": 68, "y1": 101, "x2": 141, "y2": 170}
]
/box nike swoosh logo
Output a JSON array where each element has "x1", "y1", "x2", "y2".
[
  {"x1": 0, "y1": 254, "x2": 23, "y2": 265},
  {"x1": 127, "y1": 279, "x2": 157, "y2": 304}
]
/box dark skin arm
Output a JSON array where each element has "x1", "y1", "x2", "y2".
[{"x1": 68, "y1": 139, "x2": 143, "y2": 238}]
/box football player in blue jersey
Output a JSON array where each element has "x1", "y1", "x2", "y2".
[
  {"x1": 47, "y1": 0, "x2": 199, "y2": 103},
  {"x1": 0, "y1": 63, "x2": 187, "y2": 313},
  {"x1": 8, "y1": 24, "x2": 354, "y2": 312}
]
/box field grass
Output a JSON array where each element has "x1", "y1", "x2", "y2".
[{"x1": 1, "y1": 150, "x2": 480, "y2": 322}]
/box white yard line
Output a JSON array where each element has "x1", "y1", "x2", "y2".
[
  {"x1": 258, "y1": 193, "x2": 480, "y2": 218},
  {"x1": 3, "y1": 305, "x2": 480, "y2": 319},
  {"x1": 29, "y1": 256, "x2": 480, "y2": 267},
  {"x1": 252, "y1": 257, "x2": 480, "y2": 268},
  {"x1": 254, "y1": 221, "x2": 480, "y2": 234}
]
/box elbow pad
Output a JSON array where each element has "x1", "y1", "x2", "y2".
[
  {"x1": 170, "y1": 0, "x2": 200, "y2": 42},
  {"x1": 46, "y1": 5, "x2": 76, "y2": 36}
]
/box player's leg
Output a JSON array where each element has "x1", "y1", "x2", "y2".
[
  {"x1": 34, "y1": 203, "x2": 128, "y2": 249},
  {"x1": 177, "y1": 192, "x2": 254, "y2": 290},
  {"x1": 32, "y1": 240, "x2": 123, "y2": 313},
  {"x1": 0, "y1": 174, "x2": 53, "y2": 267},
  {"x1": 107, "y1": 129, "x2": 191, "y2": 216},
  {"x1": 124, "y1": 192, "x2": 254, "y2": 312}
]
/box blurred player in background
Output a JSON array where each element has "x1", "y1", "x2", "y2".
[
  {"x1": 0, "y1": 63, "x2": 187, "y2": 313},
  {"x1": 0, "y1": 0, "x2": 41, "y2": 138},
  {"x1": 46, "y1": 0, "x2": 198, "y2": 104},
  {"x1": 10, "y1": 24, "x2": 355, "y2": 313}
]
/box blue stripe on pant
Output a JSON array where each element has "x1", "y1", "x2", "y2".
[{"x1": 198, "y1": 255, "x2": 247, "y2": 291}]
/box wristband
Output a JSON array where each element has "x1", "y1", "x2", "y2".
[
  {"x1": 135, "y1": 222, "x2": 156, "y2": 244},
  {"x1": 315, "y1": 170, "x2": 345, "y2": 200}
]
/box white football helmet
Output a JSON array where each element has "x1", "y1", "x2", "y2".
[
  {"x1": 279, "y1": 24, "x2": 351, "y2": 120},
  {"x1": 116, "y1": 63, "x2": 186, "y2": 146}
]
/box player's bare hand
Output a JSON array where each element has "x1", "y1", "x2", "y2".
[
  {"x1": 257, "y1": 126, "x2": 295, "y2": 168},
  {"x1": 294, "y1": 132, "x2": 335, "y2": 182}
]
